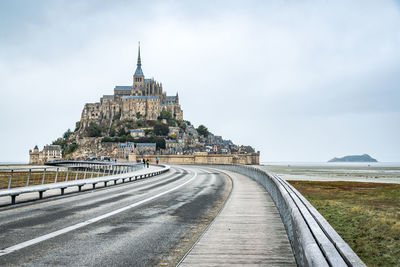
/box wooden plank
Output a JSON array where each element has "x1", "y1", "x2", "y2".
[{"x1": 179, "y1": 170, "x2": 296, "y2": 266}]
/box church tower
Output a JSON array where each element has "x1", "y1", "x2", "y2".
[{"x1": 133, "y1": 42, "x2": 145, "y2": 94}]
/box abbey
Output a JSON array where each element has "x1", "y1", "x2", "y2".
[{"x1": 80, "y1": 44, "x2": 183, "y2": 131}]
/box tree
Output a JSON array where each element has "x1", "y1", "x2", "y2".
[
  {"x1": 65, "y1": 142, "x2": 78, "y2": 155},
  {"x1": 87, "y1": 122, "x2": 102, "y2": 137},
  {"x1": 157, "y1": 110, "x2": 172, "y2": 121},
  {"x1": 52, "y1": 137, "x2": 67, "y2": 149},
  {"x1": 63, "y1": 129, "x2": 72, "y2": 139},
  {"x1": 74, "y1": 121, "x2": 81, "y2": 132},
  {"x1": 178, "y1": 121, "x2": 187, "y2": 132},
  {"x1": 102, "y1": 136, "x2": 114, "y2": 142},
  {"x1": 197, "y1": 125, "x2": 210, "y2": 137},
  {"x1": 136, "y1": 120, "x2": 143, "y2": 127},
  {"x1": 154, "y1": 122, "x2": 169, "y2": 136},
  {"x1": 118, "y1": 127, "x2": 128, "y2": 137},
  {"x1": 109, "y1": 127, "x2": 116, "y2": 137},
  {"x1": 136, "y1": 112, "x2": 142, "y2": 119}
]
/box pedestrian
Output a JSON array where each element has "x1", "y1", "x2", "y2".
[
  {"x1": 142, "y1": 158, "x2": 146, "y2": 167},
  {"x1": 146, "y1": 159, "x2": 150, "y2": 168},
  {"x1": 156, "y1": 157, "x2": 159, "y2": 165}
]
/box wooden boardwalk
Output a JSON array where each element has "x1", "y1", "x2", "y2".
[{"x1": 179, "y1": 169, "x2": 296, "y2": 266}]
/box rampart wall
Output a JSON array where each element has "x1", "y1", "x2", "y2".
[{"x1": 130, "y1": 153, "x2": 260, "y2": 165}]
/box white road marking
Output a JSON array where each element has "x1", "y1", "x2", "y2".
[{"x1": 0, "y1": 170, "x2": 197, "y2": 257}]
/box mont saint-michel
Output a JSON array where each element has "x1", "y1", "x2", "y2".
[{"x1": 29, "y1": 44, "x2": 259, "y2": 165}]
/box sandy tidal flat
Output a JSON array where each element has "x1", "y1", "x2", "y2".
[{"x1": 261, "y1": 164, "x2": 400, "y2": 184}]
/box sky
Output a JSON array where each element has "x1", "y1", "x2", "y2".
[{"x1": 0, "y1": 0, "x2": 399, "y2": 163}]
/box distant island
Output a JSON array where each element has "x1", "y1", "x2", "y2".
[{"x1": 328, "y1": 154, "x2": 378, "y2": 163}]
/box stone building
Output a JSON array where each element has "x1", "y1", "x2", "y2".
[
  {"x1": 117, "y1": 142, "x2": 135, "y2": 160},
  {"x1": 29, "y1": 145, "x2": 62, "y2": 164},
  {"x1": 78, "y1": 43, "x2": 183, "y2": 133},
  {"x1": 130, "y1": 129, "x2": 145, "y2": 138},
  {"x1": 135, "y1": 143, "x2": 156, "y2": 155}
]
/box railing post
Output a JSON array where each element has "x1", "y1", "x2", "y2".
[
  {"x1": 108, "y1": 166, "x2": 111, "y2": 176},
  {"x1": 91, "y1": 169, "x2": 94, "y2": 179},
  {"x1": 103, "y1": 167, "x2": 106, "y2": 177},
  {"x1": 55, "y1": 168, "x2": 59, "y2": 183},
  {"x1": 26, "y1": 168, "x2": 31, "y2": 187},
  {"x1": 42, "y1": 168, "x2": 46, "y2": 184},
  {"x1": 8, "y1": 170, "x2": 13, "y2": 189},
  {"x1": 66, "y1": 168, "x2": 69, "y2": 182},
  {"x1": 75, "y1": 170, "x2": 79, "y2": 180},
  {"x1": 97, "y1": 168, "x2": 100, "y2": 177},
  {"x1": 83, "y1": 168, "x2": 87, "y2": 179}
]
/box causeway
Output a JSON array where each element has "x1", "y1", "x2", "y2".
[{"x1": 179, "y1": 169, "x2": 296, "y2": 266}]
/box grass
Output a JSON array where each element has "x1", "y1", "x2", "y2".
[{"x1": 288, "y1": 180, "x2": 400, "y2": 266}]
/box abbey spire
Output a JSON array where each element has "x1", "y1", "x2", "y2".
[{"x1": 134, "y1": 42, "x2": 144, "y2": 78}]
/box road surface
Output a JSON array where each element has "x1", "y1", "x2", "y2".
[{"x1": 0, "y1": 166, "x2": 231, "y2": 266}]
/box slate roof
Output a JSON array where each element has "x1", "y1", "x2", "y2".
[
  {"x1": 134, "y1": 66, "x2": 144, "y2": 77},
  {"x1": 136, "y1": 143, "x2": 156, "y2": 147},
  {"x1": 114, "y1": 86, "x2": 132, "y2": 90},
  {"x1": 166, "y1": 96, "x2": 177, "y2": 101}
]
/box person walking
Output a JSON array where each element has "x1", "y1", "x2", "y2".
[
  {"x1": 142, "y1": 158, "x2": 146, "y2": 168},
  {"x1": 146, "y1": 159, "x2": 150, "y2": 168},
  {"x1": 156, "y1": 157, "x2": 159, "y2": 165}
]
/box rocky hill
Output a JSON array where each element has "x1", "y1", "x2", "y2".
[{"x1": 51, "y1": 110, "x2": 255, "y2": 160}]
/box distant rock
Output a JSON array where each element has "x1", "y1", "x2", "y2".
[{"x1": 328, "y1": 154, "x2": 378, "y2": 163}]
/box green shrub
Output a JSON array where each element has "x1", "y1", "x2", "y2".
[{"x1": 87, "y1": 122, "x2": 102, "y2": 137}]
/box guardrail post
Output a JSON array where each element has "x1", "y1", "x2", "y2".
[
  {"x1": 66, "y1": 168, "x2": 69, "y2": 182},
  {"x1": 91, "y1": 169, "x2": 94, "y2": 179},
  {"x1": 11, "y1": 195, "x2": 17, "y2": 205},
  {"x1": 55, "y1": 168, "x2": 59, "y2": 183},
  {"x1": 83, "y1": 168, "x2": 87, "y2": 179},
  {"x1": 103, "y1": 167, "x2": 106, "y2": 177},
  {"x1": 97, "y1": 168, "x2": 100, "y2": 177},
  {"x1": 8, "y1": 170, "x2": 14, "y2": 189},
  {"x1": 42, "y1": 168, "x2": 46, "y2": 184},
  {"x1": 26, "y1": 168, "x2": 31, "y2": 187},
  {"x1": 75, "y1": 170, "x2": 79, "y2": 180}
]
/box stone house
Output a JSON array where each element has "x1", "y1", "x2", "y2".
[
  {"x1": 29, "y1": 145, "x2": 62, "y2": 164},
  {"x1": 130, "y1": 129, "x2": 145, "y2": 138},
  {"x1": 135, "y1": 143, "x2": 156, "y2": 155}
]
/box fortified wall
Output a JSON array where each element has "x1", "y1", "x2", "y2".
[{"x1": 130, "y1": 152, "x2": 260, "y2": 165}]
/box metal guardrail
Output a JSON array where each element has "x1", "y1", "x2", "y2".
[
  {"x1": 213, "y1": 164, "x2": 366, "y2": 267},
  {"x1": 0, "y1": 162, "x2": 169, "y2": 205},
  {"x1": 0, "y1": 162, "x2": 143, "y2": 191}
]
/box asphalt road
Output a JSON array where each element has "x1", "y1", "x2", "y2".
[{"x1": 0, "y1": 166, "x2": 231, "y2": 266}]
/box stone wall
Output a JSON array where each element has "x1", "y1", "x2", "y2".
[{"x1": 135, "y1": 152, "x2": 260, "y2": 165}]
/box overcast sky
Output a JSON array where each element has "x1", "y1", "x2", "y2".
[{"x1": 0, "y1": 0, "x2": 399, "y2": 163}]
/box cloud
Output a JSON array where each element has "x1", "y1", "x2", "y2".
[{"x1": 0, "y1": 0, "x2": 399, "y2": 162}]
